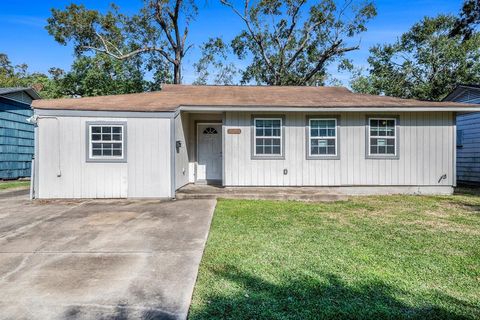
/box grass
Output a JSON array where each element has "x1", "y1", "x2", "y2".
[
  {"x1": 189, "y1": 194, "x2": 480, "y2": 320},
  {"x1": 0, "y1": 180, "x2": 30, "y2": 190}
]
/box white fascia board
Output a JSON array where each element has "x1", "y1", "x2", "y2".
[
  {"x1": 34, "y1": 109, "x2": 175, "y2": 118},
  {"x1": 33, "y1": 105, "x2": 480, "y2": 116},
  {"x1": 178, "y1": 105, "x2": 480, "y2": 113}
]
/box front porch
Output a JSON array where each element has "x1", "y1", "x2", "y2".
[
  {"x1": 175, "y1": 184, "x2": 347, "y2": 202},
  {"x1": 175, "y1": 111, "x2": 224, "y2": 189}
]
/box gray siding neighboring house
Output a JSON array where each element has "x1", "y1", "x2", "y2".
[
  {"x1": 444, "y1": 85, "x2": 480, "y2": 185},
  {"x1": 0, "y1": 88, "x2": 40, "y2": 180}
]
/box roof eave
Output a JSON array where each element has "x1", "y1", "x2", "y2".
[
  {"x1": 0, "y1": 87, "x2": 41, "y2": 100},
  {"x1": 32, "y1": 105, "x2": 480, "y2": 113},
  {"x1": 443, "y1": 85, "x2": 480, "y2": 102},
  {"x1": 178, "y1": 105, "x2": 480, "y2": 112},
  {"x1": 25, "y1": 88, "x2": 41, "y2": 100}
]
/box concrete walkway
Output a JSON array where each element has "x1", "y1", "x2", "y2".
[{"x1": 0, "y1": 191, "x2": 216, "y2": 320}]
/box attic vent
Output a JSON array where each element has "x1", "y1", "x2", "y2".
[{"x1": 203, "y1": 127, "x2": 218, "y2": 134}]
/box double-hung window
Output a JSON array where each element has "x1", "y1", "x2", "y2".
[
  {"x1": 252, "y1": 117, "x2": 284, "y2": 159},
  {"x1": 367, "y1": 117, "x2": 398, "y2": 158},
  {"x1": 87, "y1": 122, "x2": 127, "y2": 162},
  {"x1": 308, "y1": 118, "x2": 338, "y2": 158}
]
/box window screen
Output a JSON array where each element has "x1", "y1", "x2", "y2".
[
  {"x1": 309, "y1": 119, "x2": 337, "y2": 156},
  {"x1": 88, "y1": 124, "x2": 126, "y2": 161},
  {"x1": 368, "y1": 118, "x2": 396, "y2": 156},
  {"x1": 254, "y1": 118, "x2": 282, "y2": 156}
]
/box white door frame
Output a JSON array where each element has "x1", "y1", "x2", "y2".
[{"x1": 196, "y1": 122, "x2": 223, "y2": 184}]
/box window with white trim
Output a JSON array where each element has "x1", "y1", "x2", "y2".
[
  {"x1": 368, "y1": 118, "x2": 396, "y2": 156},
  {"x1": 309, "y1": 118, "x2": 337, "y2": 157},
  {"x1": 254, "y1": 118, "x2": 283, "y2": 156},
  {"x1": 87, "y1": 124, "x2": 126, "y2": 161}
]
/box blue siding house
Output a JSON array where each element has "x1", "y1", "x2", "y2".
[
  {"x1": 444, "y1": 84, "x2": 480, "y2": 185},
  {"x1": 0, "y1": 88, "x2": 40, "y2": 180}
]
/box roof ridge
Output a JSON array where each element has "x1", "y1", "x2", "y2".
[{"x1": 162, "y1": 84, "x2": 351, "y2": 90}]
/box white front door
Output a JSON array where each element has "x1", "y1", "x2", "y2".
[{"x1": 197, "y1": 124, "x2": 222, "y2": 182}]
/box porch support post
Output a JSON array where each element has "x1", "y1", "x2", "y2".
[{"x1": 171, "y1": 114, "x2": 176, "y2": 199}]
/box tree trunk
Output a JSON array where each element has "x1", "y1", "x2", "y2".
[
  {"x1": 173, "y1": 45, "x2": 182, "y2": 84},
  {"x1": 173, "y1": 61, "x2": 181, "y2": 84}
]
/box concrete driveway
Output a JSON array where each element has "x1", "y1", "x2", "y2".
[{"x1": 0, "y1": 191, "x2": 216, "y2": 320}]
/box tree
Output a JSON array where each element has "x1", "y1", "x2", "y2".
[
  {"x1": 46, "y1": 1, "x2": 197, "y2": 84},
  {"x1": 60, "y1": 54, "x2": 159, "y2": 97},
  {"x1": 0, "y1": 52, "x2": 168, "y2": 98},
  {"x1": 220, "y1": 0, "x2": 376, "y2": 85},
  {"x1": 0, "y1": 54, "x2": 17, "y2": 89},
  {"x1": 450, "y1": 0, "x2": 480, "y2": 41},
  {"x1": 350, "y1": 15, "x2": 480, "y2": 101},
  {"x1": 193, "y1": 37, "x2": 238, "y2": 85},
  {"x1": 0, "y1": 53, "x2": 63, "y2": 98}
]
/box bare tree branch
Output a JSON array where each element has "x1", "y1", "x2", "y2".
[
  {"x1": 153, "y1": 5, "x2": 177, "y2": 50},
  {"x1": 82, "y1": 45, "x2": 175, "y2": 64},
  {"x1": 221, "y1": 0, "x2": 277, "y2": 77},
  {"x1": 276, "y1": 0, "x2": 307, "y2": 80},
  {"x1": 285, "y1": 18, "x2": 326, "y2": 69},
  {"x1": 301, "y1": 42, "x2": 358, "y2": 84},
  {"x1": 221, "y1": 0, "x2": 375, "y2": 85}
]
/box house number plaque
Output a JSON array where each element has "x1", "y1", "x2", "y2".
[{"x1": 227, "y1": 128, "x2": 241, "y2": 134}]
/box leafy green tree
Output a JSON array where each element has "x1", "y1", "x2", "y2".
[
  {"x1": 351, "y1": 15, "x2": 480, "y2": 101},
  {"x1": 220, "y1": 0, "x2": 376, "y2": 85},
  {"x1": 60, "y1": 54, "x2": 152, "y2": 97},
  {"x1": 0, "y1": 53, "x2": 63, "y2": 98},
  {"x1": 0, "y1": 53, "x2": 15, "y2": 82},
  {"x1": 450, "y1": 0, "x2": 480, "y2": 41},
  {"x1": 46, "y1": 1, "x2": 197, "y2": 84},
  {"x1": 0, "y1": 52, "x2": 167, "y2": 99},
  {"x1": 193, "y1": 37, "x2": 238, "y2": 85}
]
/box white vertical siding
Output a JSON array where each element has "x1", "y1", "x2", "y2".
[
  {"x1": 224, "y1": 112, "x2": 454, "y2": 187},
  {"x1": 37, "y1": 116, "x2": 171, "y2": 199},
  {"x1": 127, "y1": 118, "x2": 171, "y2": 198},
  {"x1": 37, "y1": 117, "x2": 128, "y2": 198}
]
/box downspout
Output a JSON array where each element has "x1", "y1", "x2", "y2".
[
  {"x1": 27, "y1": 114, "x2": 38, "y2": 199},
  {"x1": 33, "y1": 119, "x2": 39, "y2": 199},
  {"x1": 29, "y1": 152, "x2": 35, "y2": 200}
]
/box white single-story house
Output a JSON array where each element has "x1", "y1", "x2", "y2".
[
  {"x1": 30, "y1": 85, "x2": 480, "y2": 199},
  {"x1": 443, "y1": 84, "x2": 480, "y2": 185}
]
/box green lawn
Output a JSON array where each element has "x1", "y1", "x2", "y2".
[
  {"x1": 0, "y1": 181, "x2": 30, "y2": 190},
  {"x1": 189, "y1": 194, "x2": 480, "y2": 320}
]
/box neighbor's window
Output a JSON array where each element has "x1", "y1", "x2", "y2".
[
  {"x1": 309, "y1": 118, "x2": 338, "y2": 157},
  {"x1": 368, "y1": 118, "x2": 397, "y2": 156},
  {"x1": 87, "y1": 123, "x2": 126, "y2": 162},
  {"x1": 253, "y1": 118, "x2": 283, "y2": 157}
]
